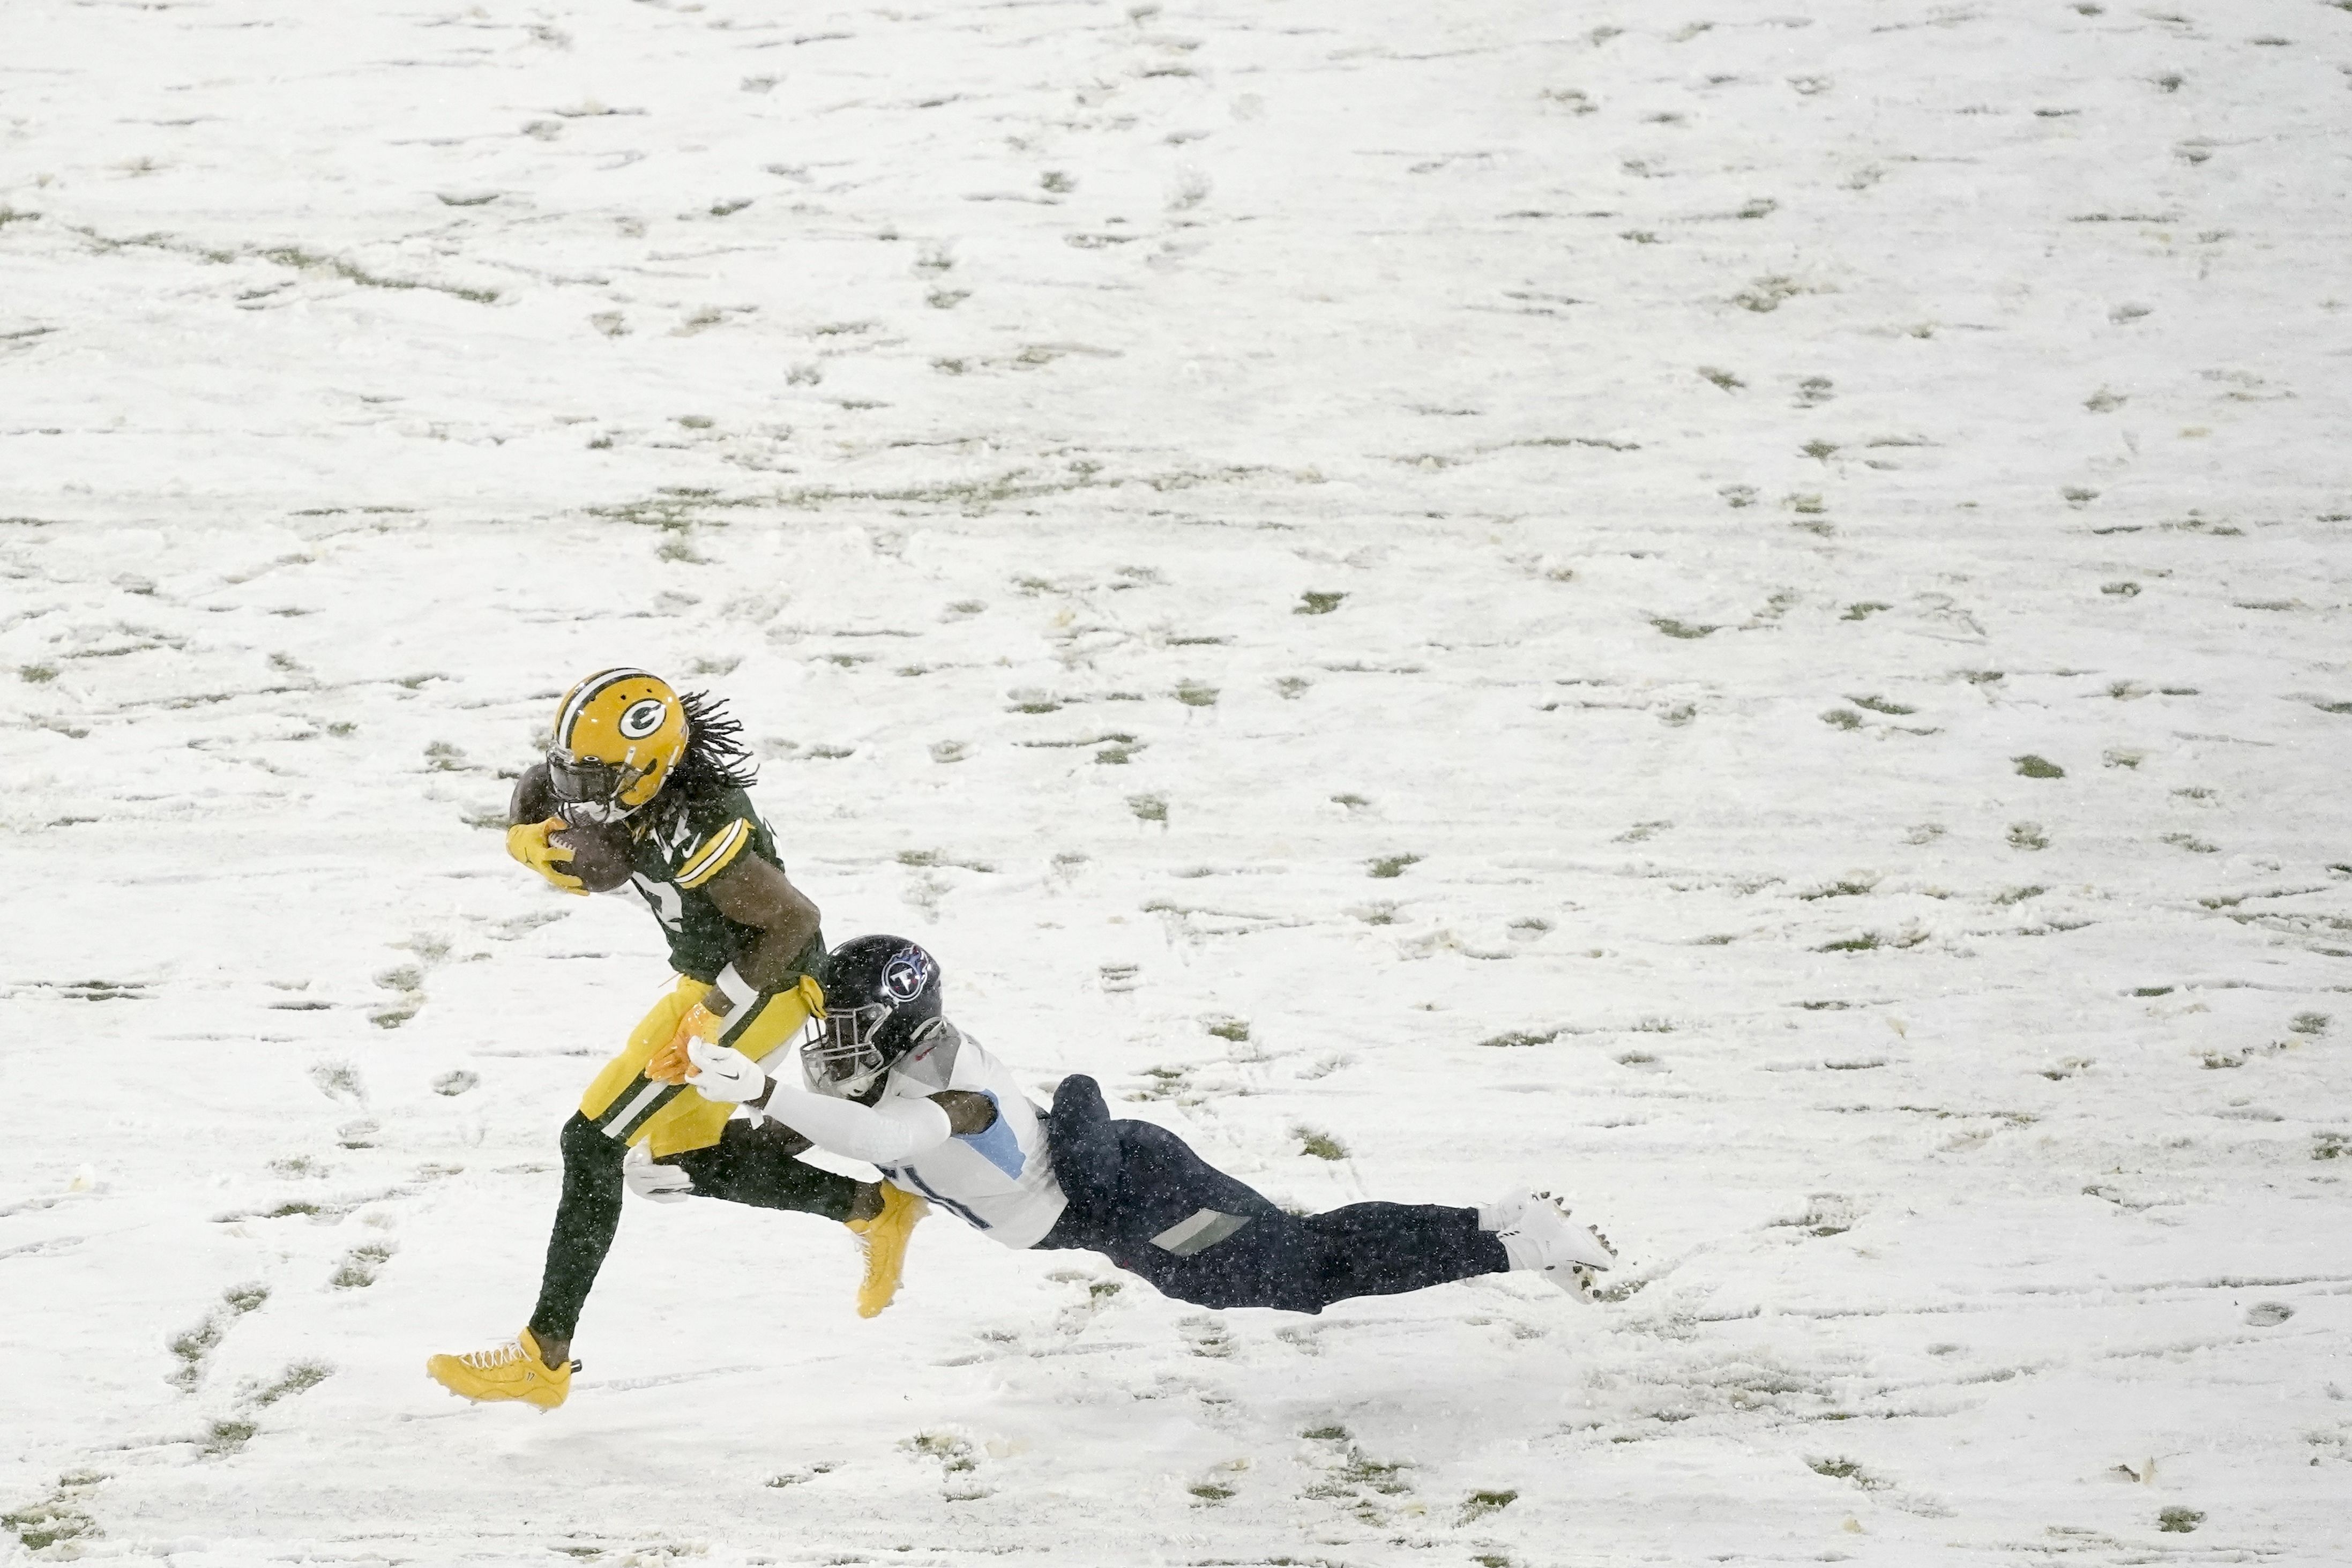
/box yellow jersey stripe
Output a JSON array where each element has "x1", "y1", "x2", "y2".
[{"x1": 675, "y1": 818, "x2": 751, "y2": 888}]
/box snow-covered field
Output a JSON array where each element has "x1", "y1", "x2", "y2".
[{"x1": 5, "y1": 0, "x2": 2351, "y2": 1563}]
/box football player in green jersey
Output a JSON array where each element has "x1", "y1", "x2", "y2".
[{"x1": 427, "y1": 670, "x2": 927, "y2": 1409}]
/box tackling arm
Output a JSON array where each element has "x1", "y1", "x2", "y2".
[{"x1": 683, "y1": 1040, "x2": 996, "y2": 1160}]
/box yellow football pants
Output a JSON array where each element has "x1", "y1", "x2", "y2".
[{"x1": 577, "y1": 976, "x2": 817, "y2": 1159}]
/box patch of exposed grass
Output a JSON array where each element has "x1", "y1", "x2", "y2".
[
  {"x1": 1368, "y1": 853, "x2": 1421, "y2": 878},
  {"x1": 2013, "y1": 755, "x2": 2065, "y2": 779},
  {"x1": 905, "y1": 1429, "x2": 979, "y2": 1474},
  {"x1": 4, "y1": 1487, "x2": 99, "y2": 1551},
  {"x1": 200, "y1": 1418, "x2": 258, "y2": 1457},
  {"x1": 250, "y1": 244, "x2": 498, "y2": 303},
  {"x1": 1480, "y1": 1028, "x2": 1562, "y2": 1048},
  {"x1": 1295, "y1": 591, "x2": 1347, "y2": 615},
  {"x1": 168, "y1": 1316, "x2": 228, "y2": 1391},
  {"x1": 1129, "y1": 794, "x2": 1167, "y2": 823},
  {"x1": 1461, "y1": 1489, "x2": 1518, "y2": 1522},
  {"x1": 1174, "y1": 680, "x2": 1218, "y2": 707},
  {"x1": 1807, "y1": 1456, "x2": 1890, "y2": 1489},
  {"x1": 2157, "y1": 1507, "x2": 2203, "y2": 1533},
  {"x1": 1733, "y1": 274, "x2": 1804, "y2": 312},
  {"x1": 2008, "y1": 822, "x2": 2050, "y2": 851},
  {"x1": 1317, "y1": 1446, "x2": 1412, "y2": 1497},
  {"x1": 1818, "y1": 933, "x2": 1880, "y2": 952},
  {"x1": 1206, "y1": 1018, "x2": 1251, "y2": 1042},
  {"x1": 246, "y1": 1361, "x2": 331, "y2": 1407},
  {"x1": 1295, "y1": 1128, "x2": 1350, "y2": 1160},
  {"x1": 1651, "y1": 616, "x2": 1716, "y2": 639},
  {"x1": 309, "y1": 1061, "x2": 364, "y2": 1101},
  {"x1": 1821, "y1": 707, "x2": 1864, "y2": 730},
  {"x1": 330, "y1": 1241, "x2": 394, "y2": 1289}
]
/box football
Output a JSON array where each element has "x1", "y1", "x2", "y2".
[{"x1": 550, "y1": 821, "x2": 636, "y2": 893}]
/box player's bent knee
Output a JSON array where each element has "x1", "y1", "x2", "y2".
[{"x1": 559, "y1": 1111, "x2": 623, "y2": 1171}]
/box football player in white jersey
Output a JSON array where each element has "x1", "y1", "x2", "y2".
[{"x1": 683, "y1": 936, "x2": 1617, "y2": 1313}]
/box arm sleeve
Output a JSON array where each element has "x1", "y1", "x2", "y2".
[
  {"x1": 757, "y1": 1082, "x2": 953, "y2": 1166},
  {"x1": 509, "y1": 761, "x2": 558, "y2": 826}
]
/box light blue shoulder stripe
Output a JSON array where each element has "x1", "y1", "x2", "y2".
[{"x1": 957, "y1": 1091, "x2": 1025, "y2": 1179}]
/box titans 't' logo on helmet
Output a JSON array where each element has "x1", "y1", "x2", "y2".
[{"x1": 883, "y1": 946, "x2": 935, "y2": 1003}]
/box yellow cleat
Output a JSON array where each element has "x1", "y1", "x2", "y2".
[
  {"x1": 425, "y1": 1328, "x2": 575, "y2": 1410},
  {"x1": 845, "y1": 1184, "x2": 928, "y2": 1319}
]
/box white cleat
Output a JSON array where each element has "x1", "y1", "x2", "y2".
[{"x1": 1484, "y1": 1189, "x2": 1618, "y2": 1300}]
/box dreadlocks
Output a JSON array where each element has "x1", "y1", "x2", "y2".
[{"x1": 633, "y1": 689, "x2": 758, "y2": 837}]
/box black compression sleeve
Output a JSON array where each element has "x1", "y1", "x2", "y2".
[
  {"x1": 527, "y1": 1113, "x2": 624, "y2": 1345},
  {"x1": 672, "y1": 1119, "x2": 859, "y2": 1223}
]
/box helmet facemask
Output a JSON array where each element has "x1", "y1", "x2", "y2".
[
  {"x1": 802, "y1": 935, "x2": 944, "y2": 1099},
  {"x1": 804, "y1": 1002, "x2": 895, "y2": 1099},
  {"x1": 547, "y1": 745, "x2": 653, "y2": 825}
]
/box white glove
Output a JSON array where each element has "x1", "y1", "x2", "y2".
[
  {"x1": 622, "y1": 1143, "x2": 695, "y2": 1204},
  {"x1": 686, "y1": 1036, "x2": 768, "y2": 1106}
]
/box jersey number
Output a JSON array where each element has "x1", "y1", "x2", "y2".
[{"x1": 631, "y1": 873, "x2": 685, "y2": 934}]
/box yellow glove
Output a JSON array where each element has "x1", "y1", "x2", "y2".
[
  {"x1": 507, "y1": 817, "x2": 586, "y2": 895},
  {"x1": 648, "y1": 1003, "x2": 725, "y2": 1085}
]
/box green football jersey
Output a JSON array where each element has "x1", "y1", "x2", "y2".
[
  {"x1": 623, "y1": 786, "x2": 820, "y2": 983},
  {"x1": 509, "y1": 763, "x2": 820, "y2": 985}
]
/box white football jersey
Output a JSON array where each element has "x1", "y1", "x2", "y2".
[{"x1": 829, "y1": 1022, "x2": 1067, "y2": 1249}]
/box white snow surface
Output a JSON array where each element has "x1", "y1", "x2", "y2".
[{"x1": 4, "y1": 0, "x2": 2351, "y2": 1563}]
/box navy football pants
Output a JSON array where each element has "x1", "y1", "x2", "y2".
[{"x1": 1034, "y1": 1075, "x2": 1506, "y2": 1313}]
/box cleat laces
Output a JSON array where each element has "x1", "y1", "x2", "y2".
[{"x1": 458, "y1": 1340, "x2": 528, "y2": 1371}]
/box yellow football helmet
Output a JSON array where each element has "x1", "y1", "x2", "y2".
[{"x1": 547, "y1": 668, "x2": 690, "y2": 823}]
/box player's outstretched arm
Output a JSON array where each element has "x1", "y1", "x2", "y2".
[{"x1": 683, "y1": 1041, "x2": 993, "y2": 1159}]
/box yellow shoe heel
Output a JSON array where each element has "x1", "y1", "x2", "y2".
[{"x1": 845, "y1": 1185, "x2": 929, "y2": 1319}]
